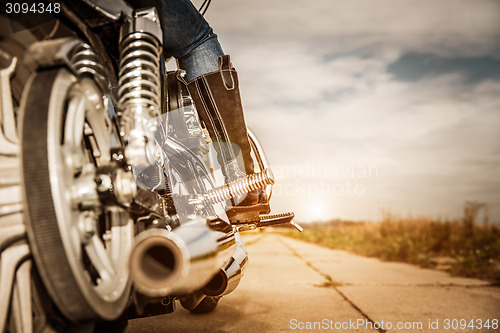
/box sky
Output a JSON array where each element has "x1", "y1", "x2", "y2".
[{"x1": 194, "y1": 0, "x2": 500, "y2": 223}]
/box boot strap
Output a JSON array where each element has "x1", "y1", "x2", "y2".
[
  {"x1": 218, "y1": 55, "x2": 235, "y2": 91},
  {"x1": 177, "y1": 55, "x2": 236, "y2": 90}
]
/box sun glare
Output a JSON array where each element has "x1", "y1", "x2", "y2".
[{"x1": 308, "y1": 201, "x2": 329, "y2": 221}]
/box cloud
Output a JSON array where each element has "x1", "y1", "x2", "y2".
[
  {"x1": 196, "y1": 0, "x2": 500, "y2": 221},
  {"x1": 388, "y1": 53, "x2": 500, "y2": 83},
  {"x1": 207, "y1": 0, "x2": 500, "y2": 57}
]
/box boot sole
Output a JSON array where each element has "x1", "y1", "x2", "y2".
[{"x1": 226, "y1": 203, "x2": 271, "y2": 224}]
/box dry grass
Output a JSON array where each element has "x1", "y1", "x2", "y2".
[{"x1": 284, "y1": 205, "x2": 500, "y2": 284}]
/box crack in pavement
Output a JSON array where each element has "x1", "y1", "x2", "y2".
[
  {"x1": 241, "y1": 234, "x2": 263, "y2": 247},
  {"x1": 277, "y1": 236, "x2": 387, "y2": 333},
  {"x1": 344, "y1": 283, "x2": 496, "y2": 288}
]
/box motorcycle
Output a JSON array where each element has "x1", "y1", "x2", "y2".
[{"x1": 0, "y1": 0, "x2": 301, "y2": 331}]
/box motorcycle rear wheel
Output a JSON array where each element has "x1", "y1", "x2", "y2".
[{"x1": 21, "y1": 67, "x2": 132, "y2": 324}]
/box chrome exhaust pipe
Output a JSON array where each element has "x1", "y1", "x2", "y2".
[
  {"x1": 129, "y1": 218, "x2": 235, "y2": 297},
  {"x1": 179, "y1": 290, "x2": 206, "y2": 311},
  {"x1": 202, "y1": 232, "x2": 248, "y2": 297}
]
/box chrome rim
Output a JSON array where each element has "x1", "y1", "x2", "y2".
[
  {"x1": 49, "y1": 72, "x2": 132, "y2": 317},
  {"x1": 23, "y1": 69, "x2": 132, "y2": 321}
]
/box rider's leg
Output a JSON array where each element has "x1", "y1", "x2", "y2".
[
  {"x1": 162, "y1": 0, "x2": 268, "y2": 218},
  {"x1": 162, "y1": 0, "x2": 223, "y2": 81}
]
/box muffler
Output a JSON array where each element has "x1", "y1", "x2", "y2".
[
  {"x1": 202, "y1": 232, "x2": 248, "y2": 297},
  {"x1": 129, "y1": 218, "x2": 235, "y2": 297}
]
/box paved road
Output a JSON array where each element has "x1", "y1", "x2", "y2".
[{"x1": 127, "y1": 233, "x2": 500, "y2": 333}]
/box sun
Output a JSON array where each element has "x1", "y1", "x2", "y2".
[{"x1": 308, "y1": 201, "x2": 328, "y2": 221}]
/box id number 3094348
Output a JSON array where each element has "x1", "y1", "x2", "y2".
[{"x1": 3, "y1": 2, "x2": 61, "y2": 15}]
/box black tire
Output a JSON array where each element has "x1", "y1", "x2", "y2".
[{"x1": 189, "y1": 296, "x2": 219, "y2": 314}]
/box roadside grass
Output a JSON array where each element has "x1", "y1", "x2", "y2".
[{"x1": 283, "y1": 205, "x2": 500, "y2": 284}]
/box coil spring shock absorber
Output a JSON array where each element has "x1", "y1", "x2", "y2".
[
  {"x1": 118, "y1": 8, "x2": 163, "y2": 166},
  {"x1": 69, "y1": 42, "x2": 108, "y2": 91},
  {"x1": 118, "y1": 32, "x2": 161, "y2": 119},
  {"x1": 204, "y1": 169, "x2": 275, "y2": 205}
]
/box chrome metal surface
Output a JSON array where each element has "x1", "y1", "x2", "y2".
[
  {"x1": 0, "y1": 52, "x2": 28, "y2": 331},
  {"x1": 248, "y1": 128, "x2": 274, "y2": 201},
  {"x1": 129, "y1": 219, "x2": 236, "y2": 297},
  {"x1": 258, "y1": 212, "x2": 296, "y2": 228},
  {"x1": 0, "y1": 203, "x2": 26, "y2": 331},
  {"x1": 0, "y1": 242, "x2": 30, "y2": 332},
  {"x1": 10, "y1": 259, "x2": 32, "y2": 333},
  {"x1": 0, "y1": 57, "x2": 19, "y2": 155},
  {"x1": 290, "y1": 221, "x2": 304, "y2": 232},
  {"x1": 120, "y1": 8, "x2": 163, "y2": 44},
  {"x1": 146, "y1": 110, "x2": 221, "y2": 219},
  {"x1": 24, "y1": 38, "x2": 109, "y2": 92},
  {"x1": 71, "y1": 164, "x2": 101, "y2": 210},
  {"x1": 118, "y1": 32, "x2": 161, "y2": 118},
  {"x1": 118, "y1": 30, "x2": 162, "y2": 166},
  {"x1": 220, "y1": 232, "x2": 248, "y2": 296},
  {"x1": 47, "y1": 72, "x2": 132, "y2": 319},
  {"x1": 113, "y1": 167, "x2": 138, "y2": 205},
  {"x1": 68, "y1": 42, "x2": 109, "y2": 92},
  {"x1": 0, "y1": 156, "x2": 20, "y2": 186},
  {"x1": 203, "y1": 169, "x2": 274, "y2": 205},
  {"x1": 203, "y1": 232, "x2": 248, "y2": 297}
]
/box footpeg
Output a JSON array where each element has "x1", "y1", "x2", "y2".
[
  {"x1": 258, "y1": 212, "x2": 302, "y2": 231},
  {"x1": 235, "y1": 212, "x2": 302, "y2": 232}
]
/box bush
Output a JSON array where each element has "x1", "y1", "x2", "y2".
[{"x1": 284, "y1": 211, "x2": 500, "y2": 284}]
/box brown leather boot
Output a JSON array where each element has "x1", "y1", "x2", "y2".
[{"x1": 184, "y1": 55, "x2": 269, "y2": 222}]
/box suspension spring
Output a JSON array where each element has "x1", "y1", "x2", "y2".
[
  {"x1": 204, "y1": 169, "x2": 274, "y2": 205},
  {"x1": 69, "y1": 42, "x2": 108, "y2": 90},
  {"x1": 118, "y1": 32, "x2": 161, "y2": 132}
]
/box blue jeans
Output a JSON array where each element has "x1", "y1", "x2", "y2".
[{"x1": 162, "y1": 0, "x2": 224, "y2": 81}]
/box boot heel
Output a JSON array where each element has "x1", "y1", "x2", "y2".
[{"x1": 226, "y1": 203, "x2": 271, "y2": 224}]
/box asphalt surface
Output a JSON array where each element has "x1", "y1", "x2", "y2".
[{"x1": 127, "y1": 233, "x2": 500, "y2": 333}]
